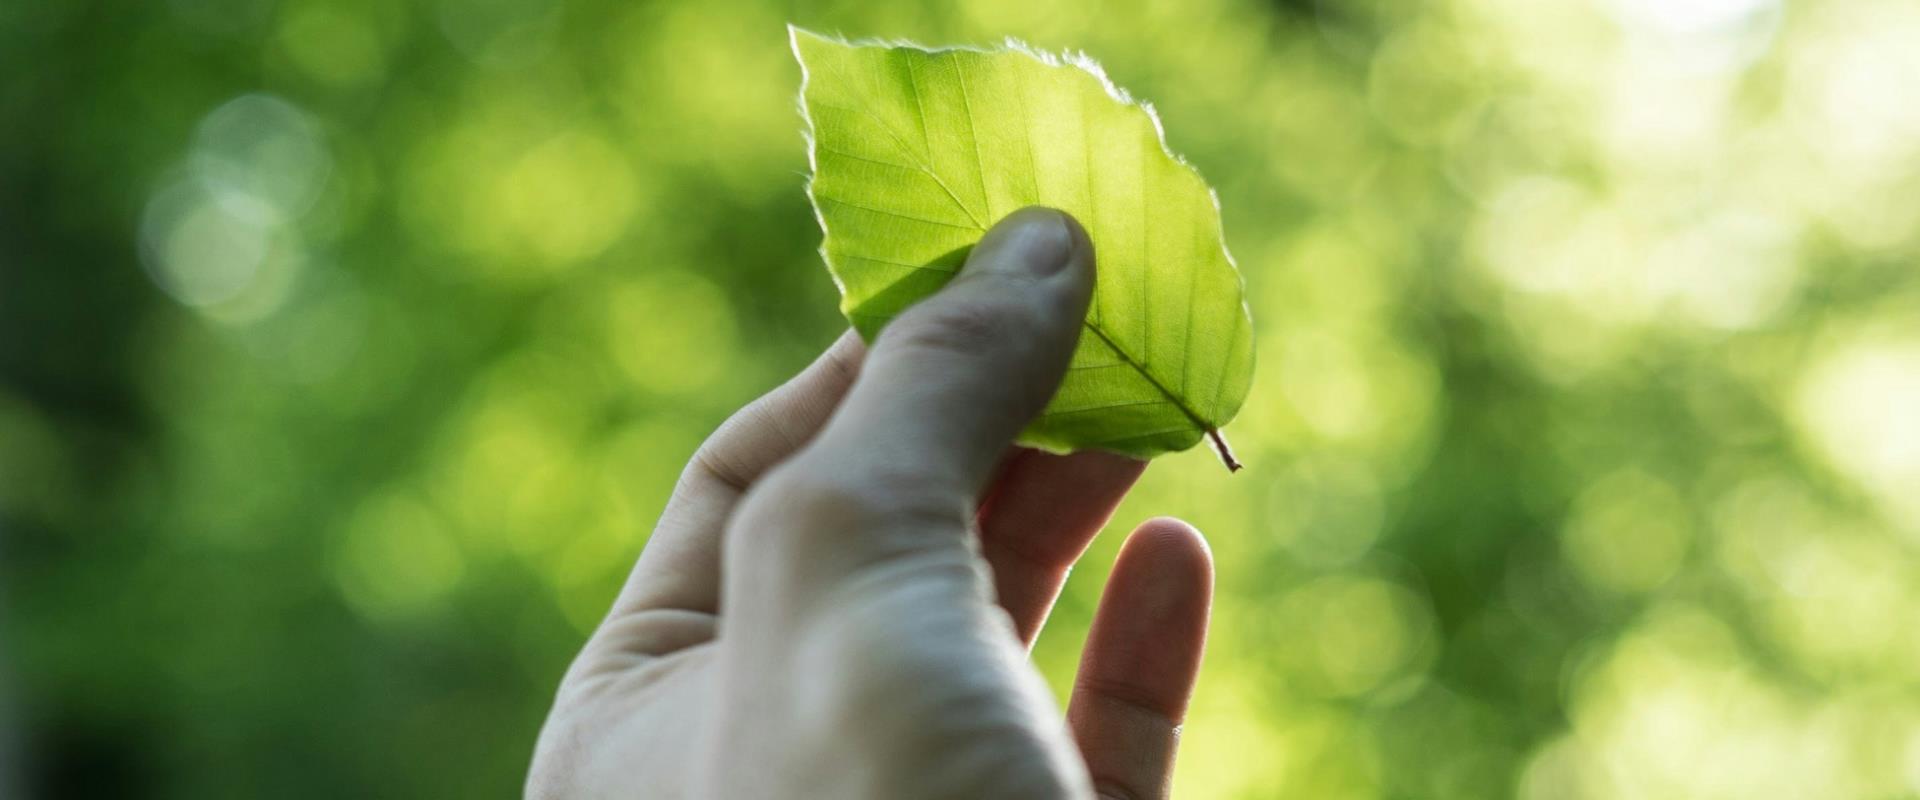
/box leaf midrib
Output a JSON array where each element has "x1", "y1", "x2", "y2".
[{"x1": 1075, "y1": 320, "x2": 1211, "y2": 440}]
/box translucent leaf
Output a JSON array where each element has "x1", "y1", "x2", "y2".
[{"x1": 792, "y1": 27, "x2": 1256, "y2": 468}]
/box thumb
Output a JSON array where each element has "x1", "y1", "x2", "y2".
[
  {"x1": 734, "y1": 205, "x2": 1095, "y2": 596},
  {"x1": 823, "y1": 205, "x2": 1096, "y2": 493},
  {"x1": 710, "y1": 206, "x2": 1098, "y2": 799}
]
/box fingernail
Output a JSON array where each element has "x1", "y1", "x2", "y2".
[{"x1": 989, "y1": 207, "x2": 1075, "y2": 277}]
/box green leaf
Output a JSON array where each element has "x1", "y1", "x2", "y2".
[{"x1": 791, "y1": 27, "x2": 1255, "y2": 469}]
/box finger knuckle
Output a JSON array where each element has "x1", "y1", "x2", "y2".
[{"x1": 755, "y1": 460, "x2": 968, "y2": 551}]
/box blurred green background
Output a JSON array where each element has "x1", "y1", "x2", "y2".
[{"x1": 6, "y1": 0, "x2": 1920, "y2": 797}]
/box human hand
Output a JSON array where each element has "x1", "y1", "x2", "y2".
[{"x1": 527, "y1": 208, "x2": 1215, "y2": 800}]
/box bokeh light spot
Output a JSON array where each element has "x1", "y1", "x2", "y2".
[
  {"x1": 1795, "y1": 334, "x2": 1920, "y2": 534},
  {"x1": 1561, "y1": 468, "x2": 1690, "y2": 594},
  {"x1": 334, "y1": 490, "x2": 466, "y2": 620},
  {"x1": 606, "y1": 270, "x2": 738, "y2": 396},
  {"x1": 140, "y1": 178, "x2": 280, "y2": 309},
  {"x1": 437, "y1": 0, "x2": 557, "y2": 67},
  {"x1": 1276, "y1": 574, "x2": 1434, "y2": 698},
  {"x1": 276, "y1": 3, "x2": 388, "y2": 90},
  {"x1": 497, "y1": 131, "x2": 640, "y2": 269},
  {"x1": 190, "y1": 93, "x2": 331, "y2": 217}
]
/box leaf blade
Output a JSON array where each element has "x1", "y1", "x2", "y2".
[{"x1": 794, "y1": 27, "x2": 1256, "y2": 464}]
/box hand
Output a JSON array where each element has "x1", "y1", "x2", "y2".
[{"x1": 527, "y1": 208, "x2": 1215, "y2": 800}]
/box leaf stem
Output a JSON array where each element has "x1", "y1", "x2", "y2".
[{"x1": 1206, "y1": 428, "x2": 1242, "y2": 473}]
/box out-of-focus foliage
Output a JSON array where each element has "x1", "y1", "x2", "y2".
[
  {"x1": 3, "y1": 0, "x2": 1919, "y2": 797},
  {"x1": 794, "y1": 28, "x2": 1256, "y2": 462}
]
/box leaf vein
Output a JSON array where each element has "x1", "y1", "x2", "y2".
[
  {"x1": 1085, "y1": 425, "x2": 1196, "y2": 448},
  {"x1": 1082, "y1": 86, "x2": 1100, "y2": 328},
  {"x1": 816, "y1": 195, "x2": 985, "y2": 231},
  {"x1": 1209, "y1": 303, "x2": 1246, "y2": 413},
  {"x1": 829, "y1": 252, "x2": 958, "y2": 275},
  {"x1": 952, "y1": 53, "x2": 993, "y2": 223},
  {"x1": 1042, "y1": 397, "x2": 1174, "y2": 418},
  {"x1": 1180, "y1": 218, "x2": 1199, "y2": 396},
  {"x1": 1139, "y1": 135, "x2": 1150, "y2": 358},
  {"x1": 808, "y1": 97, "x2": 986, "y2": 229},
  {"x1": 904, "y1": 55, "x2": 932, "y2": 161}
]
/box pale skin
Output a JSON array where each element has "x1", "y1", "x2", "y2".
[{"x1": 528, "y1": 208, "x2": 1215, "y2": 799}]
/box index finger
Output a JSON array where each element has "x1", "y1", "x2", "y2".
[{"x1": 592, "y1": 331, "x2": 862, "y2": 658}]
